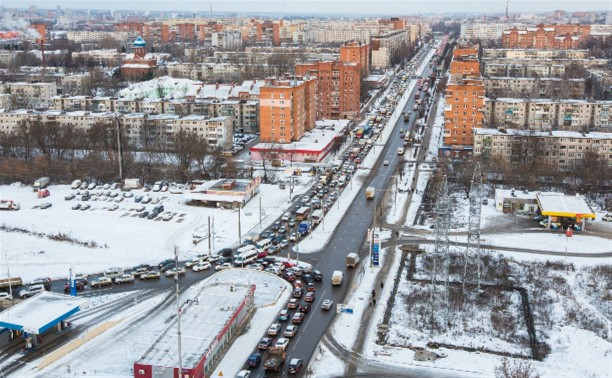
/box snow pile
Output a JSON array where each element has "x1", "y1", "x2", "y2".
[{"x1": 119, "y1": 76, "x2": 202, "y2": 101}]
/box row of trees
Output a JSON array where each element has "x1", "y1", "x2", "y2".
[{"x1": 0, "y1": 120, "x2": 246, "y2": 185}]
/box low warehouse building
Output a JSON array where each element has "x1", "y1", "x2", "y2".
[
  {"x1": 134, "y1": 283, "x2": 255, "y2": 378},
  {"x1": 184, "y1": 177, "x2": 261, "y2": 209}
]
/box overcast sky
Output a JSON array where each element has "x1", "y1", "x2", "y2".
[{"x1": 1, "y1": 0, "x2": 610, "y2": 15}]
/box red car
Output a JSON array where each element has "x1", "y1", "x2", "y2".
[
  {"x1": 63, "y1": 280, "x2": 85, "y2": 292},
  {"x1": 282, "y1": 261, "x2": 296, "y2": 269},
  {"x1": 307, "y1": 283, "x2": 316, "y2": 292},
  {"x1": 292, "y1": 313, "x2": 304, "y2": 324},
  {"x1": 304, "y1": 292, "x2": 315, "y2": 303},
  {"x1": 257, "y1": 251, "x2": 268, "y2": 259}
]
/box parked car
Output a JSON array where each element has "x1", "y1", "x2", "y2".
[
  {"x1": 160, "y1": 262, "x2": 177, "y2": 272},
  {"x1": 0, "y1": 292, "x2": 13, "y2": 302},
  {"x1": 283, "y1": 325, "x2": 298, "y2": 338},
  {"x1": 139, "y1": 270, "x2": 161, "y2": 280},
  {"x1": 267, "y1": 323, "x2": 281, "y2": 336},
  {"x1": 91, "y1": 277, "x2": 112, "y2": 288},
  {"x1": 236, "y1": 370, "x2": 250, "y2": 378},
  {"x1": 80, "y1": 204, "x2": 91, "y2": 211},
  {"x1": 287, "y1": 298, "x2": 299, "y2": 309},
  {"x1": 603, "y1": 213, "x2": 612, "y2": 222},
  {"x1": 115, "y1": 274, "x2": 135, "y2": 284},
  {"x1": 292, "y1": 287, "x2": 303, "y2": 298},
  {"x1": 63, "y1": 280, "x2": 85, "y2": 293},
  {"x1": 215, "y1": 262, "x2": 233, "y2": 271},
  {"x1": 65, "y1": 194, "x2": 75, "y2": 201},
  {"x1": 19, "y1": 284, "x2": 45, "y2": 298},
  {"x1": 71, "y1": 203, "x2": 81, "y2": 210},
  {"x1": 158, "y1": 259, "x2": 174, "y2": 268},
  {"x1": 162, "y1": 213, "x2": 174, "y2": 221},
  {"x1": 132, "y1": 264, "x2": 152, "y2": 275},
  {"x1": 40, "y1": 202, "x2": 52, "y2": 209}
]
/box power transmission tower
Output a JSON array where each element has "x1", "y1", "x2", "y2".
[
  {"x1": 463, "y1": 163, "x2": 483, "y2": 296},
  {"x1": 429, "y1": 174, "x2": 451, "y2": 334}
]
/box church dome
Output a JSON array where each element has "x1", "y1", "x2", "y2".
[{"x1": 133, "y1": 36, "x2": 146, "y2": 47}]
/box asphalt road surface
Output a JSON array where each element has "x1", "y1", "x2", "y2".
[{"x1": 248, "y1": 46, "x2": 437, "y2": 378}]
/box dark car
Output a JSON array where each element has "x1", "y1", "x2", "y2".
[
  {"x1": 283, "y1": 272, "x2": 296, "y2": 282},
  {"x1": 63, "y1": 280, "x2": 85, "y2": 293},
  {"x1": 139, "y1": 211, "x2": 149, "y2": 218},
  {"x1": 158, "y1": 259, "x2": 174, "y2": 268},
  {"x1": 31, "y1": 277, "x2": 52, "y2": 290},
  {"x1": 307, "y1": 282, "x2": 316, "y2": 292},
  {"x1": 247, "y1": 353, "x2": 262, "y2": 367},
  {"x1": 218, "y1": 248, "x2": 233, "y2": 257},
  {"x1": 287, "y1": 358, "x2": 303, "y2": 374},
  {"x1": 147, "y1": 212, "x2": 158, "y2": 219},
  {"x1": 302, "y1": 273, "x2": 314, "y2": 283},
  {"x1": 313, "y1": 270, "x2": 323, "y2": 281},
  {"x1": 258, "y1": 337, "x2": 273, "y2": 351},
  {"x1": 132, "y1": 264, "x2": 152, "y2": 275},
  {"x1": 160, "y1": 262, "x2": 176, "y2": 272},
  {"x1": 299, "y1": 303, "x2": 311, "y2": 313},
  {"x1": 219, "y1": 257, "x2": 233, "y2": 265},
  {"x1": 264, "y1": 257, "x2": 277, "y2": 264}
]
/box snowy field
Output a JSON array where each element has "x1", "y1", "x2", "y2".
[
  {"x1": 0, "y1": 181, "x2": 308, "y2": 281},
  {"x1": 24, "y1": 269, "x2": 291, "y2": 378}
]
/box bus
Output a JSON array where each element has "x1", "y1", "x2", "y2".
[
  {"x1": 311, "y1": 209, "x2": 324, "y2": 225},
  {"x1": 295, "y1": 206, "x2": 310, "y2": 221}
]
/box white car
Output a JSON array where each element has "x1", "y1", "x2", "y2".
[
  {"x1": 108, "y1": 204, "x2": 119, "y2": 211},
  {"x1": 275, "y1": 337, "x2": 290, "y2": 350},
  {"x1": 165, "y1": 267, "x2": 186, "y2": 277},
  {"x1": 192, "y1": 261, "x2": 211, "y2": 272},
  {"x1": 215, "y1": 263, "x2": 233, "y2": 271},
  {"x1": 162, "y1": 213, "x2": 174, "y2": 221},
  {"x1": 236, "y1": 371, "x2": 251, "y2": 378},
  {"x1": 267, "y1": 323, "x2": 281, "y2": 336},
  {"x1": 383, "y1": 160, "x2": 389, "y2": 166},
  {"x1": 134, "y1": 205, "x2": 145, "y2": 212},
  {"x1": 19, "y1": 284, "x2": 45, "y2": 298},
  {"x1": 0, "y1": 292, "x2": 13, "y2": 302},
  {"x1": 185, "y1": 258, "x2": 203, "y2": 268},
  {"x1": 114, "y1": 274, "x2": 135, "y2": 284},
  {"x1": 603, "y1": 213, "x2": 612, "y2": 222},
  {"x1": 87, "y1": 182, "x2": 97, "y2": 190},
  {"x1": 170, "y1": 188, "x2": 183, "y2": 194}
]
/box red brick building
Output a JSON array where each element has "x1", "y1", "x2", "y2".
[
  {"x1": 502, "y1": 24, "x2": 590, "y2": 49},
  {"x1": 121, "y1": 37, "x2": 158, "y2": 80},
  {"x1": 295, "y1": 61, "x2": 361, "y2": 120},
  {"x1": 340, "y1": 41, "x2": 370, "y2": 75}
]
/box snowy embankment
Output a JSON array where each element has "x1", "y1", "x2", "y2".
[{"x1": 0, "y1": 182, "x2": 307, "y2": 280}]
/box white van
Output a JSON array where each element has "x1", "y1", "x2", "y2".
[
  {"x1": 256, "y1": 238, "x2": 273, "y2": 252},
  {"x1": 338, "y1": 176, "x2": 347, "y2": 187},
  {"x1": 332, "y1": 271, "x2": 344, "y2": 286},
  {"x1": 346, "y1": 253, "x2": 360, "y2": 268},
  {"x1": 234, "y1": 248, "x2": 258, "y2": 266},
  {"x1": 235, "y1": 244, "x2": 256, "y2": 258},
  {"x1": 71, "y1": 179, "x2": 82, "y2": 189},
  {"x1": 104, "y1": 267, "x2": 124, "y2": 279}
]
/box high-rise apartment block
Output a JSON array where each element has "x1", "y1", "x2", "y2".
[
  {"x1": 259, "y1": 78, "x2": 317, "y2": 144},
  {"x1": 340, "y1": 41, "x2": 370, "y2": 75},
  {"x1": 295, "y1": 61, "x2": 361, "y2": 120},
  {"x1": 371, "y1": 30, "x2": 409, "y2": 68},
  {"x1": 501, "y1": 24, "x2": 590, "y2": 49}
]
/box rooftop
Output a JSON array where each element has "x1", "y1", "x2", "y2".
[
  {"x1": 537, "y1": 193, "x2": 596, "y2": 218},
  {"x1": 475, "y1": 128, "x2": 612, "y2": 140},
  {"x1": 0, "y1": 292, "x2": 88, "y2": 334},
  {"x1": 136, "y1": 283, "x2": 253, "y2": 369},
  {"x1": 252, "y1": 119, "x2": 350, "y2": 153}
]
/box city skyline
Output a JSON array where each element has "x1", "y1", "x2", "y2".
[{"x1": 2, "y1": 0, "x2": 610, "y2": 15}]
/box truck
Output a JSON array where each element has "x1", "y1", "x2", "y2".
[
  {"x1": 33, "y1": 177, "x2": 50, "y2": 192},
  {"x1": 311, "y1": 209, "x2": 324, "y2": 225},
  {"x1": 0, "y1": 200, "x2": 20, "y2": 211},
  {"x1": 123, "y1": 178, "x2": 143, "y2": 190},
  {"x1": 264, "y1": 347, "x2": 286, "y2": 371},
  {"x1": 332, "y1": 271, "x2": 344, "y2": 286},
  {"x1": 365, "y1": 187, "x2": 375, "y2": 200},
  {"x1": 298, "y1": 221, "x2": 311, "y2": 235},
  {"x1": 346, "y1": 253, "x2": 360, "y2": 268},
  {"x1": 243, "y1": 232, "x2": 261, "y2": 244},
  {"x1": 0, "y1": 277, "x2": 22, "y2": 290}
]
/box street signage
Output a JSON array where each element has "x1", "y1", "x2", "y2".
[{"x1": 336, "y1": 304, "x2": 354, "y2": 314}]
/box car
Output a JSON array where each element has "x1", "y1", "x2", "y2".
[
  {"x1": 265, "y1": 266, "x2": 281, "y2": 275},
  {"x1": 267, "y1": 323, "x2": 281, "y2": 336},
  {"x1": 215, "y1": 262, "x2": 233, "y2": 271},
  {"x1": 322, "y1": 299, "x2": 333, "y2": 310},
  {"x1": 134, "y1": 195, "x2": 143, "y2": 203},
  {"x1": 63, "y1": 280, "x2": 85, "y2": 292},
  {"x1": 384, "y1": 160, "x2": 390, "y2": 166},
  {"x1": 247, "y1": 263, "x2": 264, "y2": 271},
  {"x1": 292, "y1": 287, "x2": 303, "y2": 298},
  {"x1": 302, "y1": 273, "x2": 314, "y2": 283},
  {"x1": 40, "y1": 202, "x2": 52, "y2": 209},
  {"x1": 278, "y1": 309, "x2": 290, "y2": 322},
  {"x1": 141, "y1": 196, "x2": 152, "y2": 204},
  {"x1": 80, "y1": 204, "x2": 91, "y2": 210},
  {"x1": 87, "y1": 182, "x2": 96, "y2": 190},
  {"x1": 139, "y1": 270, "x2": 161, "y2": 280},
  {"x1": 292, "y1": 313, "x2": 304, "y2": 324},
  {"x1": 283, "y1": 325, "x2": 298, "y2": 338},
  {"x1": 133, "y1": 205, "x2": 145, "y2": 212},
  {"x1": 283, "y1": 272, "x2": 296, "y2": 282},
  {"x1": 275, "y1": 337, "x2": 290, "y2": 350},
  {"x1": 289, "y1": 232, "x2": 299, "y2": 242},
  {"x1": 218, "y1": 248, "x2": 234, "y2": 257},
  {"x1": 236, "y1": 370, "x2": 250, "y2": 378},
  {"x1": 258, "y1": 337, "x2": 273, "y2": 351},
  {"x1": 279, "y1": 239, "x2": 289, "y2": 249},
  {"x1": 192, "y1": 261, "x2": 211, "y2": 272},
  {"x1": 305, "y1": 292, "x2": 315, "y2": 302},
  {"x1": 287, "y1": 358, "x2": 303, "y2": 374},
  {"x1": 287, "y1": 298, "x2": 299, "y2": 309},
  {"x1": 132, "y1": 264, "x2": 152, "y2": 275},
  {"x1": 207, "y1": 255, "x2": 222, "y2": 263},
  {"x1": 293, "y1": 279, "x2": 303, "y2": 289},
  {"x1": 288, "y1": 219, "x2": 296, "y2": 227},
  {"x1": 139, "y1": 211, "x2": 149, "y2": 218},
  {"x1": 306, "y1": 282, "x2": 316, "y2": 292},
  {"x1": 108, "y1": 204, "x2": 119, "y2": 211},
  {"x1": 0, "y1": 292, "x2": 13, "y2": 302},
  {"x1": 115, "y1": 196, "x2": 124, "y2": 203},
  {"x1": 247, "y1": 353, "x2": 262, "y2": 368},
  {"x1": 91, "y1": 277, "x2": 112, "y2": 288},
  {"x1": 162, "y1": 213, "x2": 174, "y2": 221},
  {"x1": 65, "y1": 194, "x2": 75, "y2": 201},
  {"x1": 278, "y1": 226, "x2": 287, "y2": 235},
  {"x1": 19, "y1": 284, "x2": 46, "y2": 298},
  {"x1": 165, "y1": 267, "x2": 186, "y2": 277},
  {"x1": 72, "y1": 203, "x2": 81, "y2": 210},
  {"x1": 160, "y1": 262, "x2": 177, "y2": 272},
  {"x1": 299, "y1": 303, "x2": 311, "y2": 313},
  {"x1": 158, "y1": 259, "x2": 174, "y2": 268},
  {"x1": 115, "y1": 274, "x2": 135, "y2": 284},
  {"x1": 282, "y1": 213, "x2": 291, "y2": 222},
  {"x1": 185, "y1": 258, "x2": 203, "y2": 268},
  {"x1": 603, "y1": 213, "x2": 612, "y2": 222},
  {"x1": 313, "y1": 270, "x2": 323, "y2": 281}
]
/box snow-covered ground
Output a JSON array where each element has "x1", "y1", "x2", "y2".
[
  {"x1": 21, "y1": 270, "x2": 290, "y2": 378},
  {"x1": 0, "y1": 181, "x2": 309, "y2": 281}
]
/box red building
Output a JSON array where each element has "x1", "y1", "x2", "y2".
[
  {"x1": 295, "y1": 61, "x2": 361, "y2": 120},
  {"x1": 121, "y1": 37, "x2": 158, "y2": 80},
  {"x1": 340, "y1": 41, "x2": 370, "y2": 75},
  {"x1": 502, "y1": 24, "x2": 590, "y2": 49}
]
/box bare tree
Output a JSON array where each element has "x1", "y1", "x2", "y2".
[{"x1": 495, "y1": 358, "x2": 540, "y2": 378}]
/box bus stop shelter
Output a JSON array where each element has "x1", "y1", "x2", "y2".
[
  {"x1": 0, "y1": 292, "x2": 88, "y2": 349},
  {"x1": 536, "y1": 193, "x2": 596, "y2": 231}
]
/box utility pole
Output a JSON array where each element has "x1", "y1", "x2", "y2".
[
  {"x1": 237, "y1": 208, "x2": 242, "y2": 241},
  {"x1": 211, "y1": 216, "x2": 215, "y2": 251},
  {"x1": 115, "y1": 115, "x2": 124, "y2": 181},
  {"x1": 259, "y1": 195, "x2": 262, "y2": 226},
  {"x1": 207, "y1": 216, "x2": 211, "y2": 256},
  {"x1": 174, "y1": 246, "x2": 183, "y2": 377}
]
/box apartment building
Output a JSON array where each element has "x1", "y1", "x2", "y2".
[
  {"x1": 473, "y1": 128, "x2": 612, "y2": 170},
  {"x1": 483, "y1": 61, "x2": 567, "y2": 78},
  {"x1": 60, "y1": 74, "x2": 91, "y2": 96},
  {"x1": 501, "y1": 25, "x2": 590, "y2": 49},
  {"x1": 460, "y1": 23, "x2": 508, "y2": 41},
  {"x1": 485, "y1": 77, "x2": 585, "y2": 99},
  {"x1": 71, "y1": 49, "x2": 122, "y2": 66},
  {"x1": 66, "y1": 30, "x2": 133, "y2": 43},
  {"x1": 211, "y1": 30, "x2": 243, "y2": 50},
  {"x1": 259, "y1": 78, "x2": 317, "y2": 144},
  {"x1": 371, "y1": 30, "x2": 409, "y2": 69},
  {"x1": 0, "y1": 110, "x2": 233, "y2": 149},
  {"x1": 2, "y1": 82, "x2": 57, "y2": 108},
  {"x1": 340, "y1": 41, "x2": 370, "y2": 75},
  {"x1": 444, "y1": 78, "x2": 486, "y2": 146},
  {"x1": 482, "y1": 49, "x2": 589, "y2": 59},
  {"x1": 295, "y1": 61, "x2": 361, "y2": 120},
  {"x1": 306, "y1": 29, "x2": 371, "y2": 44},
  {"x1": 485, "y1": 98, "x2": 611, "y2": 131}
]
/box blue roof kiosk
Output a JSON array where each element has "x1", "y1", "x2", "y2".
[{"x1": 0, "y1": 292, "x2": 88, "y2": 349}]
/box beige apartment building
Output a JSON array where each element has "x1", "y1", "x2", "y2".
[
  {"x1": 482, "y1": 49, "x2": 590, "y2": 60},
  {"x1": 485, "y1": 98, "x2": 611, "y2": 131},
  {"x1": 0, "y1": 110, "x2": 233, "y2": 149},
  {"x1": 1, "y1": 82, "x2": 57, "y2": 108},
  {"x1": 473, "y1": 128, "x2": 612, "y2": 170},
  {"x1": 485, "y1": 77, "x2": 585, "y2": 99},
  {"x1": 371, "y1": 30, "x2": 410, "y2": 68}
]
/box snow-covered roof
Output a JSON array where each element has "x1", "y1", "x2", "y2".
[
  {"x1": 118, "y1": 76, "x2": 202, "y2": 101},
  {"x1": 537, "y1": 193, "x2": 595, "y2": 218},
  {"x1": 252, "y1": 119, "x2": 350, "y2": 152},
  {"x1": 0, "y1": 292, "x2": 88, "y2": 334},
  {"x1": 136, "y1": 283, "x2": 254, "y2": 369},
  {"x1": 475, "y1": 128, "x2": 612, "y2": 140}
]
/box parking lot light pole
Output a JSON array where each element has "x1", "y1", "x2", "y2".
[{"x1": 174, "y1": 246, "x2": 183, "y2": 378}]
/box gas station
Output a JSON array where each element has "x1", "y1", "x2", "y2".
[
  {"x1": 536, "y1": 193, "x2": 596, "y2": 231},
  {"x1": 0, "y1": 292, "x2": 88, "y2": 350}
]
